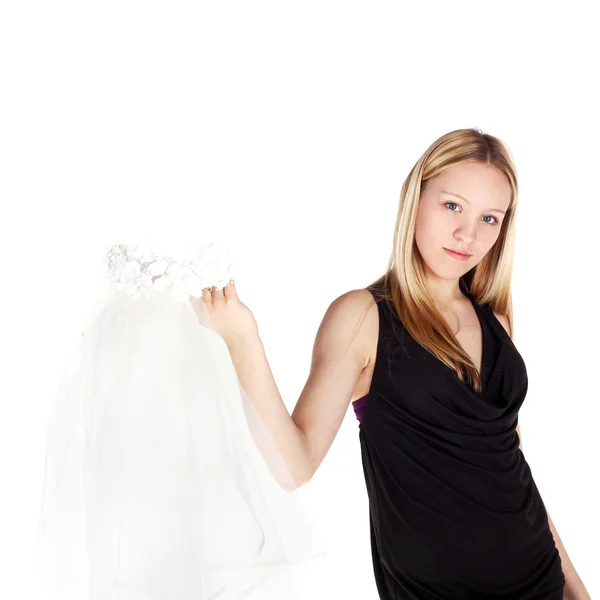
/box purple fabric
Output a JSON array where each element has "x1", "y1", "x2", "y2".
[{"x1": 352, "y1": 394, "x2": 369, "y2": 422}]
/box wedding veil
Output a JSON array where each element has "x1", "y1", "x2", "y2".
[{"x1": 37, "y1": 240, "x2": 325, "y2": 600}]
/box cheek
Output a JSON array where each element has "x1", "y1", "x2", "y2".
[
  {"x1": 484, "y1": 221, "x2": 502, "y2": 240},
  {"x1": 486, "y1": 229, "x2": 503, "y2": 251},
  {"x1": 475, "y1": 230, "x2": 502, "y2": 260},
  {"x1": 416, "y1": 208, "x2": 446, "y2": 246}
]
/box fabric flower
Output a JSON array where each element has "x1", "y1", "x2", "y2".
[{"x1": 102, "y1": 240, "x2": 235, "y2": 299}]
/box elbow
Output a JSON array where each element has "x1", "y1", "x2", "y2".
[
  {"x1": 294, "y1": 469, "x2": 313, "y2": 490},
  {"x1": 294, "y1": 425, "x2": 315, "y2": 489},
  {"x1": 287, "y1": 460, "x2": 314, "y2": 491},
  {"x1": 273, "y1": 448, "x2": 314, "y2": 493},
  {"x1": 275, "y1": 470, "x2": 311, "y2": 493}
]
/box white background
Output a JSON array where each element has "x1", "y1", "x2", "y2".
[{"x1": 1, "y1": 1, "x2": 598, "y2": 598}]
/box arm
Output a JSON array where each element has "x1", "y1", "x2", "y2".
[
  {"x1": 226, "y1": 289, "x2": 373, "y2": 488},
  {"x1": 545, "y1": 510, "x2": 591, "y2": 600},
  {"x1": 497, "y1": 313, "x2": 590, "y2": 600},
  {"x1": 517, "y1": 425, "x2": 590, "y2": 600}
]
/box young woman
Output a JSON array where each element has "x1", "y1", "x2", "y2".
[{"x1": 194, "y1": 128, "x2": 590, "y2": 599}]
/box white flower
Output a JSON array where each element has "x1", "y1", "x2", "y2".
[
  {"x1": 147, "y1": 258, "x2": 170, "y2": 279},
  {"x1": 102, "y1": 241, "x2": 235, "y2": 299}
]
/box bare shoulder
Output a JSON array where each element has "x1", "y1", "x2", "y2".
[
  {"x1": 334, "y1": 288, "x2": 378, "y2": 312},
  {"x1": 290, "y1": 289, "x2": 379, "y2": 482},
  {"x1": 493, "y1": 310, "x2": 511, "y2": 338},
  {"x1": 322, "y1": 288, "x2": 378, "y2": 369}
]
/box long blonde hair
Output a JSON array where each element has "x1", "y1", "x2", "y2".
[{"x1": 366, "y1": 128, "x2": 519, "y2": 393}]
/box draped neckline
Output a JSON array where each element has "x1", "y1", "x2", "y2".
[
  {"x1": 465, "y1": 292, "x2": 488, "y2": 386},
  {"x1": 353, "y1": 292, "x2": 503, "y2": 411}
]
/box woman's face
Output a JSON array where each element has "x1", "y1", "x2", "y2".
[{"x1": 415, "y1": 161, "x2": 512, "y2": 280}]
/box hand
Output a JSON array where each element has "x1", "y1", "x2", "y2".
[{"x1": 189, "y1": 280, "x2": 259, "y2": 346}]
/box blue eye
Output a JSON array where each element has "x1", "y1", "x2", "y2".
[{"x1": 444, "y1": 202, "x2": 499, "y2": 227}]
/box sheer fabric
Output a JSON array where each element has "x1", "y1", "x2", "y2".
[{"x1": 37, "y1": 241, "x2": 324, "y2": 600}]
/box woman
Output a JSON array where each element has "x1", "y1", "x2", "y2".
[{"x1": 192, "y1": 128, "x2": 590, "y2": 599}]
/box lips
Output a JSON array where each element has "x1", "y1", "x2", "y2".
[
  {"x1": 443, "y1": 247, "x2": 471, "y2": 260},
  {"x1": 445, "y1": 248, "x2": 470, "y2": 257}
]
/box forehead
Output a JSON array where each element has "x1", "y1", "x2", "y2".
[{"x1": 426, "y1": 162, "x2": 511, "y2": 207}]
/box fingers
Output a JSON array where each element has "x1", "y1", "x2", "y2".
[
  {"x1": 223, "y1": 279, "x2": 237, "y2": 299},
  {"x1": 201, "y1": 287, "x2": 213, "y2": 304},
  {"x1": 197, "y1": 279, "x2": 237, "y2": 304}
]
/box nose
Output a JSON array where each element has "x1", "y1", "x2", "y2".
[{"x1": 455, "y1": 221, "x2": 478, "y2": 244}]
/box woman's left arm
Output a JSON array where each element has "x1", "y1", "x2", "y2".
[
  {"x1": 544, "y1": 503, "x2": 590, "y2": 599},
  {"x1": 516, "y1": 423, "x2": 590, "y2": 600},
  {"x1": 497, "y1": 313, "x2": 590, "y2": 599}
]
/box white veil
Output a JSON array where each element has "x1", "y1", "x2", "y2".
[{"x1": 37, "y1": 240, "x2": 325, "y2": 600}]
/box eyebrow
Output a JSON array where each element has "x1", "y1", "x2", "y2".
[{"x1": 440, "y1": 190, "x2": 507, "y2": 214}]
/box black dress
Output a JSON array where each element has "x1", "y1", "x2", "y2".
[{"x1": 352, "y1": 291, "x2": 565, "y2": 599}]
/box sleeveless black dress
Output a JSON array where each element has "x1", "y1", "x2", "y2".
[{"x1": 353, "y1": 291, "x2": 565, "y2": 599}]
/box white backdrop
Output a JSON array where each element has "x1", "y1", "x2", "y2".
[{"x1": 1, "y1": 1, "x2": 598, "y2": 598}]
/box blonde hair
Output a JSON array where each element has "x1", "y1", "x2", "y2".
[{"x1": 366, "y1": 127, "x2": 518, "y2": 393}]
